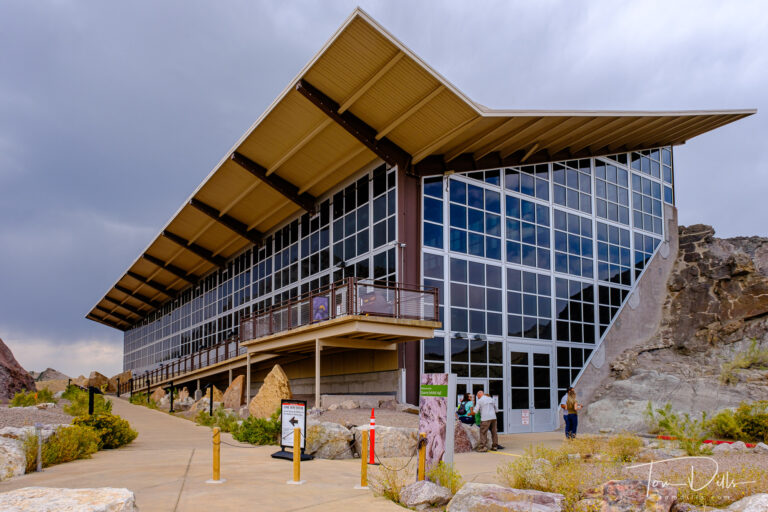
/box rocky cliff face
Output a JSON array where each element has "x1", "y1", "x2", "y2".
[
  {"x1": 0, "y1": 337, "x2": 35, "y2": 400},
  {"x1": 582, "y1": 225, "x2": 768, "y2": 432},
  {"x1": 34, "y1": 368, "x2": 69, "y2": 381}
]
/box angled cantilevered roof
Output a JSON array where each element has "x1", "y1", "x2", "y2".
[{"x1": 87, "y1": 8, "x2": 755, "y2": 331}]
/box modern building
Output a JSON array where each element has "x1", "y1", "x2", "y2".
[{"x1": 87, "y1": 9, "x2": 753, "y2": 433}]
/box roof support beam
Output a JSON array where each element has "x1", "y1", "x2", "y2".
[
  {"x1": 412, "y1": 115, "x2": 483, "y2": 163},
  {"x1": 189, "y1": 198, "x2": 263, "y2": 246},
  {"x1": 295, "y1": 79, "x2": 412, "y2": 172},
  {"x1": 266, "y1": 118, "x2": 333, "y2": 176},
  {"x1": 142, "y1": 253, "x2": 197, "y2": 284},
  {"x1": 95, "y1": 305, "x2": 133, "y2": 324},
  {"x1": 375, "y1": 85, "x2": 445, "y2": 140},
  {"x1": 161, "y1": 230, "x2": 227, "y2": 267},
  {"x1": 103, "y1": 296, "x2": 144, "y2": 316},
  {"x1": 230, "y1": 151, "x2": 317, "y2": 214},
  {"x1": 114, "y1": 284, "x2": 162, "y2": 309},
  {"x1": 126, "y1": 271, "x2": 178, "y2": 299}
]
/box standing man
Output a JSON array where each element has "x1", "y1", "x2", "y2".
[{"x1": 475, "y1": 390, "x2": 504, "y2": 452}]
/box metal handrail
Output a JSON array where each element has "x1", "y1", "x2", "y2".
[{"x1": 119, "y1": 279, "x2": 438, "y2": 392}]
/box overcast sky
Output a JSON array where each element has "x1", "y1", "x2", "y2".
[{"x1": 0, "y1": 1, "x2": 765, "y2": 378}]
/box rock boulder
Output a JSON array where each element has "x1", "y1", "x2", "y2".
[
  {"x1": 87, "y1": 371, "x2": 109, "y2": 390},
  {"x1": 447, "y1": 483, "x2": 564, "y2": 512},
  {"x1": 305, "y1": 421, "x2": 354, "y2": 459},
  {"x1": 223, "y1": 375, "x2": 245, "y2": 410},
  {"x1": 351, "y1": 425, "x2": 418, "y2": 458},
  {"x1": 150, "y1": 387, "x2": 166, "y2": 404},
  {"x1": 178, "y1": 387, "x2": 190, "y2": 401},
  {"x1": 454, "y1": 419, "x2": 473, "y2": 453},
  {"x1": 0, "y1": 337, "x2": 35, "y2": 400},
  {"x1": 108, "y1": 371, "x2": 131, "y2": 394},
  {"x1": 36, "y1": 368, "x2": 69, "y2": 382},
  {"x1": 595, "y1": 479, "x2": 677, "y2": 512},
  {"x1": 728, "y1": 493, "x2": 768, "y2": 511},
  {"x1": 0, "y1": 487, "x2": 138, "y2": 511},
  {"x1": 0, "y1": 437, "x2": 25, "y2": 481},
  {"x1": 249, "y1": 364, "x2": 292, "y2": 419},
  {"x1": 399, "y1": 480, "x2": 453, "y2": 510}
]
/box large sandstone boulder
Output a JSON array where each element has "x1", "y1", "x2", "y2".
[
  {"x1": 728, "y1": 493, "x2": 768, "y2": 511},
  {"x1": 0, "y1": 487, "x2": 137, "y2": 511},
  {"x1": 207, "y1": 385, "x2": 224, "y2": 403},
  {"x1": 150, "y1": 387, "x2": 166, "y2": 404},
  {"x1": 305, "y1": 421, "x2": 354, "y2": 459},
  {"x1": 88, "y1": 371, "x2": 109, "y2": 390},
  {"x1": 0, "y1": 437, "x2": 25, "y2": 481},
  {"x1": 0, "y1": 337, "x2": 35, "y2": 400},
  {"x1": 447, "y1": 483, "x2": 564, "y2": 512},
  {"x1": 248, "y1": 365, "x2": 292, "y2": 419},
  {"x1": 351, "y1": 425, "x2": 418, "y2": 458},
  {"x1": 178, "y1": 387, "x2": 190, "y2": 401},
  {"x1": 457, "y1": 421, "x2": 492, "y2": 451},
  {"x1": 108, "y1": 371, "x2": 131, "y2": 394},
  {"x1": 399, "y1": 480, "x2": 453, "y2": 510},
  {"x1": 223, "y1": 375, "x2": 245, "y2": 410},
  {"x1": 73, "y1": 375, "x2": 88, "y2": 387},
  {"x1": 35, "y1": 379, "x2": 68, "y2": 393},
  {"x1": 454, "y1": 419, "x2": 472, "y2": 453}
]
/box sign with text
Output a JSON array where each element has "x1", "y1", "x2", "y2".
[
  {"x1": 418, "y1": 373, "x2": 456, "y2": 471},
  {"x1": 521, "y1": 409, "x2": 530, "y2": 425},
  {"x1": 420, "y1": 384, "x2": 448, "y2": 397},
  {"x1": 281, "y1": 399, "x2": 307, "y2": 450}
]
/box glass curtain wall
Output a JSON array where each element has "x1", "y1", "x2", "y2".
[
  {"x1": 421, "y1": 147, "x2": 673, "y2": 432},
  {"x1": 124, "y1": 164, "x2": 398, "y2": 372}
]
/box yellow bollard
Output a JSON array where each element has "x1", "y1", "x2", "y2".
[
  {"x1": 417, "y1": 432, "x2": 426, "y2": 481},
  {"x1": 355, "y1": 429, "x2": 369, "y2": 489},
  {"x1": 205, "y1": 427, "x2": 225, "y2": 484},
  {"x1": 287, "y1": 427, "x2": 305, "y2": 485}
]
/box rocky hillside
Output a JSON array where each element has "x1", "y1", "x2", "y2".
[
  {"x1": 583, "y1": 225, "x2": 768, "y2": 432},
  {"x1": 0, "y1": 337, "x2": 35, "y2": 400},
  {"x1": 32, "y1": 368, "x2": 69, "y2": 381}
]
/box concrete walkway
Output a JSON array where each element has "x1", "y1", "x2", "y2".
[{"x1": 0, "y1": 399, "x2": 565, "y2": 511}]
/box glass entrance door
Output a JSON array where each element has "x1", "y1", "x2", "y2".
[
  {"x1": 456, "y1": 379, "x2": 487, "y2": 408},
  {"x1": 507, "y1": 347, "x2": 555, "y2": 433}
]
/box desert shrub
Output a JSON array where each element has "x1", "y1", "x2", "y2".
[
  {"x1": 128, "y1": 392, "x2": 157, "y2": 409},
  {"x1": 10, "y1": 389, "x2": 57, "y2": 407},
  {"x1": 645, "y1": 402, "x2": 711, "y2": 455},
  {"x1": 729, "y1": 401, "x2": 768, "y2": 442},
  {"x1": 604, "y1": 432, "x2": 645, "y2": 462},
  {"x1": 22, "y1": 425, "x2": 99, "y2": 472},
  {"x1": 370, "y1": 458, "x2": 416, "y2": 503},
  {"x1": 72, "y1": 414, "x2": 137, "y2": 449},
  {"x1": 720, "y1": 338, "x2": 768, "y2": 384},
  {"x1": 706, "y1": 408, "x2": 745, "y2": 440},
  {"x1": 231, "y1": 410, "x2": 281, "y2": 445},
  {"x1": 61, "y1": 384, "x2": 82, "y2": 401},
  {"x1": 195, "y1": 406, "x2": 240, "y2": 433},
  {"x1": 426, "y1": 461, "x2": 464, "y2": 494},
  {"x1": 63, "y1": 390, "x2": 113, "y2": 416}
]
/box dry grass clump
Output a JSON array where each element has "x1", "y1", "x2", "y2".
[
  {"x1": 369, "y1": 457, "x2": 416, "y2": 503},
  {"x1": 426, "y1": 461, "x2": 464, "y2": 494},
  {"x1": 720, "y1": 338, "x2": 768, "y2": 384}
]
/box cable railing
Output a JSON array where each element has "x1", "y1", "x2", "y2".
[{"x1": 118, "y1": 278, "x2": 438, "y2": 395}]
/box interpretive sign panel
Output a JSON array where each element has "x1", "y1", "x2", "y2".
[
  {"x1": 281, "y1": 399, "x2": 307, "y2": 450},
  {"x1": 521, "y1": 409, "x2": 530, "y2": 425},
  {"x1": 418, "y1": 373, "x2": 456, "y2": 472}
]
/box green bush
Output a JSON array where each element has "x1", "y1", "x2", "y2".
[
  {"x1": 128, "y1": 392, "x2": 157, "y2": 409},
  {"x1": 194, "y1": 406, "x2": 240, "y2": 433},
  {"x1": 10, "y1": 389, "x2": 58, "y2": 407},
  {"x1": 23, "y1": 425, "x2": 99, "y2": 472},
  {"x1": 231, "y1": 410, "x2": 281, "y2": 445},
  {"x1": 63, "y1": 389, "x2": 112, "y2": 416},
  {"x1": 645, "y1": 402, "x2": 711, "y2": 455},
  {"x1": 707, "y1": 401, "x2": 768, "y2": 443},
  {"x1": 72, "y1": 414, "x2": 138, "y2": 449}
]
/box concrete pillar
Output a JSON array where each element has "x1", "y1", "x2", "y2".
[
  {"x1": 228, "y1": 368, "x2": 233, "y2": 385},
  {"x1": 315, "y1": 339, "x2": 321, "y2": 409},
  {"x1": 194, "y1": 379, "x2": 202, "y2": 401},
  {"x1": 246, "y1": 352, "x2": 251, "y2": 405}
]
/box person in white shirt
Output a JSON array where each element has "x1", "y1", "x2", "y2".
[{"x1": 474, "y1": 390, "x2": 504, "y2": 452}]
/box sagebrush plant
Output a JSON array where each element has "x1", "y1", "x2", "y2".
[
  {"x1": 231, "y1": 410, "x2": 281, "y2": 445},
  {"x1": 22, "y1": 425, "x2": 100, "y2": 472},
  {"x1": 708, "y1": 401, "x2": 768, "y2": 443},
  {"x1": 72, "y1": 414, "x2": 138, "y2": 449},
  {"x1": 10, "y1": 388, "x2": 58, "y2": 407},
  {"x1": 720, "y1": 338, "x2": 768, "y2": 384},
  {"x1": 63, "y1": 389, "x2": 113, "y2": 416},
  {"x1": 195, "y1": 406, "x2": 240, "y2": 433},
  {"x1": 426, "y1": 461, "x2": 464, "y2": 494}
]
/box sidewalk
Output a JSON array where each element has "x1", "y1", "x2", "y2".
[{"x1": 0, "y1": 399, "x2": 564, "y2": 511}]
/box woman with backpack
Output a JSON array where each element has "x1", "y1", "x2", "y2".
[{"x1": 457, "y1": 392, "x2": 475, "y2": 425}]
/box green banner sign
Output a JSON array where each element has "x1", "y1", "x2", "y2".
[{"x1": 420, "y1": 384, "x2": 448, "y2": 397}]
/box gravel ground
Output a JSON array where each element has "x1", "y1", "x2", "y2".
[
  {"x1": 623, "y1": 452, "x2": 768, "y2": 480},
  {"x1": 0, "y1": 403, "x2": 73, "y2": 428},
  {"x1": 311, "y1": 408, "x2": 419, "y2": 428}
]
